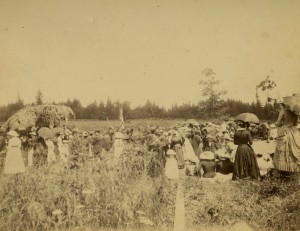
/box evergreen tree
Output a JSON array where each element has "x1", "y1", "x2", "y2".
[{"x1": 35, "y1": 90, "x2": 43, "y2": 105}]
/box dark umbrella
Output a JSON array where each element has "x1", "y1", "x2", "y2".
[
  {"x1": 283, "y1": 95, "x2": 300, "y2": 115},
  {"x1": 235, "y1": 113, "x2": 260, "y2": 124}
]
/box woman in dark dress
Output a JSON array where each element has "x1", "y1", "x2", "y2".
[
  {"x1": 170, "y1": 131, "x2": 185, "y2": 169},
  {"x1": 147, "y1": 131, "x2": 168, "y2": 177},
  {"x1": 232, "y1": 121, "x2": 260, "y2": 180}
]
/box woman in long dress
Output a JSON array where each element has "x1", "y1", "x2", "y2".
[
  {"x1": 147, "y1": 131, "x2": 167, "y2": 177},
  {"x1": 57, "y1": 133, "x2": 69, "y2": 164},
  {"x1": 113, "y1": 132, "x2": 125, "y2": 160},
  {"x1": 33, "y1": 137, "x2": 48, "y2": 167},
  {"x1": 3, "y1": 130, "x2": 25, "y2": 174},
  {"x1": 182, "y1": 133, "x2": 200, "y2": 176},
  {"x1": 232, "y1": 121, "x2": 260, "y2": 180},
  {"x1": 170, "y1": 131, "x2": 185, "y2": 169},
  {"x1": 273, "y1": 102, "x2": 300, "y2": 173},
  {"x1": 165, "y1": 149, "x2": 179, "y2": 179}
]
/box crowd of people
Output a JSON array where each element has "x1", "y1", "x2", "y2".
[{"x1": 0, "y1": 101, "x2": 300, "y2": 183}]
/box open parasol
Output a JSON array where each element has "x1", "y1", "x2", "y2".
[
  {"x1": 51, "y1": 127, "x2": 64, "y2": 135},
  {"x1": 283, "y1": 95, "x2": 300, "y2": 115},
  {"x1": 37, "y1": 127, "x2": 55, "y2": 139},
  {"x1": 235, "y1": 113, "x2": 260, "y2": 124}
]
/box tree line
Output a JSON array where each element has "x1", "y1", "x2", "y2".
[
  {"x1": 0, "y1": 69, "x2": 281, "y2": 123},
  {"x1": 0, "y1": 96, "x2": 280, "y2": 123}
]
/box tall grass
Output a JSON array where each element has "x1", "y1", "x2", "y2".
[
  {"x1": 184, "y1": 176, "x2": 300, "y2": 231},
  {"x1": 0, "y1": 145, "x2": 176, "y2": 231}
]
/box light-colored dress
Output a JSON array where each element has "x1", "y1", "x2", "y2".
[
  {"x1": 4, "y1": 137, "x2": 25, "y2": 174},
  {"x1": 113, "y1": 132, "x2": 125, "y2": 159},
  {"x1": 46, "y1": 140, "x2": 56, "y2": 163},
  {"x1": 113, "y1": 139, "x2": 124, "y2": 159},
  {"x1": 273, "y1": 109, "x2": 300, "y2": 172},
  {"x1": 183, "y1": 138, "x2": 199, "y2": 164},
  {"x1": 58, "y1": 137, "x2": 69, "y2": 164},
  {"x1": 165, "y1": 155, "x2": 179, "y2": 179}
]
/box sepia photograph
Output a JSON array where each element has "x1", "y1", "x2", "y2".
[{"x1": 0, "y1": 0, "x2": 300, "y2": 230}]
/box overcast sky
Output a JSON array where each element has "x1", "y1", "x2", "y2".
[{"x1": 0, "y1": 0, "x2": 299, "y2": 108}]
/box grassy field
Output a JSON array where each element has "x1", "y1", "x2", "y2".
[
  {"x1": 0, "y1": 144, "x2": 176, "y2": 231},
  {"x1": 184, "y1": 176, "x2": 300, "y2": 231},
  {"x1": 1, "y1": 119, "x2": 299, "y2": 231}
]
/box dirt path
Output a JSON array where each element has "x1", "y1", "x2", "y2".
[{"x1": 174, "y1": 169, "x2": 186, "y2": 231}]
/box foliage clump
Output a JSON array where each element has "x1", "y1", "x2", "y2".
[{"x1": 1, "y1": 105, "x2": 74, "y2": 131}]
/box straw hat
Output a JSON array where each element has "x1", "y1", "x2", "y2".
[
  {"x1": 7, "y1": 130, "x2": 19, "y2": 137},
  {"x1": 200, "y1": 151, "x2": 215, "y2": 160}
]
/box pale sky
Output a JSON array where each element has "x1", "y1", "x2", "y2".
[{"x1": 0, "y1": 0, "x2": 299, "y2": 108}]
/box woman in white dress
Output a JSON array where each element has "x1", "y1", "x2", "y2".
[
  {"x1": 4, "y1": 130, "x2": 25, "y2": 174},
  {"x1": 57, "y1": 133, "x2": 69, "y2": 164},
  {"x1": 182, "y1": 134, "x2": 200, "y2": 176},
  {"x1": 113, "y1": 132, "x2": 125, "y2": 160},
  {"x1": 165, "y1": 149, "x2": 179, "y2": 180}
]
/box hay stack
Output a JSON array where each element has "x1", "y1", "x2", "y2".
[{"x1": 1, "y1": 105, "x2": 74, "y2": 131}]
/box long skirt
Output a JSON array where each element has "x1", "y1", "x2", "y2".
[
  {"x1": 4, "y1": 147, "x2": 25, "y2": 174},
  {"x1": 165, "y1": 157, "x2": 179, "y2": 179},
  {"x1": 232, "y1": 144, "x2": 260, "y2": 180},
  {"x1": 183, "y1": 139, "x2": 200, "y2": 164},
  {"x1": 273, "y1": 126, "x2": 300, "y2": 172}
]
